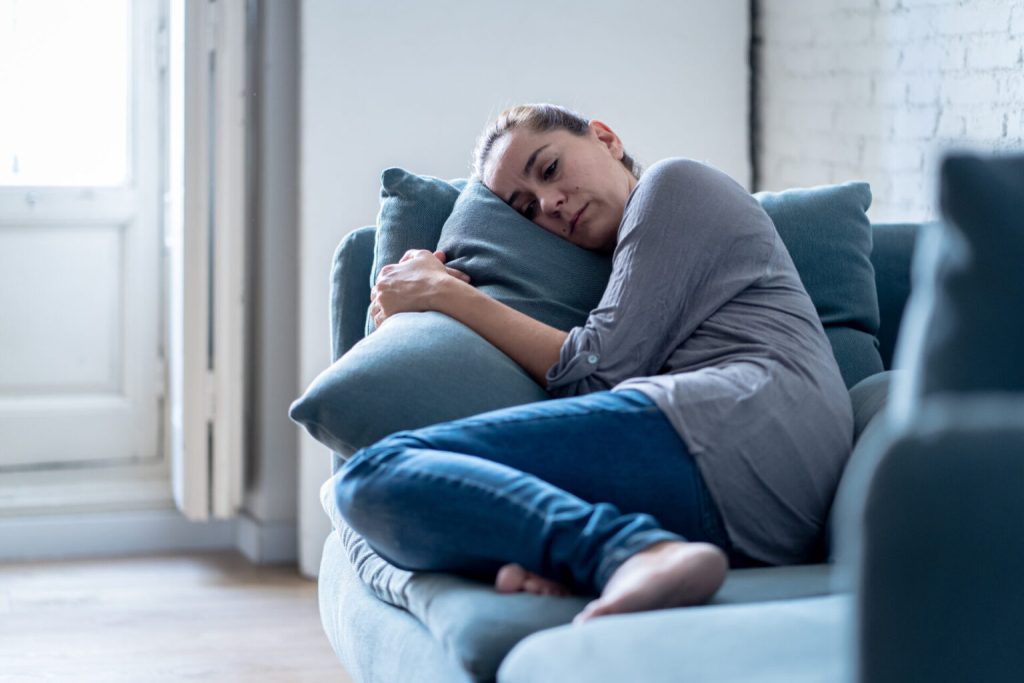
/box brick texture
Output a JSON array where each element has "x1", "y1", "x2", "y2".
[{"x1": 756, "y1": 0, "x2": 1024, "y2": 221}]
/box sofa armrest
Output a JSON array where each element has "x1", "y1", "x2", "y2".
[
  {"x1": 331, "y1": 225, "x2": 376, "y2": 363},
  {"x1": 327, "y1": 226, "x2": 375, "y2": 472},
  {"x1": 832, "y1": 395, "x2": 1024, "y2": 683}
]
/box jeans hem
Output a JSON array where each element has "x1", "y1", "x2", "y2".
[{"x1": 593, "y1": 529, "x2": 688, "y2": 593}]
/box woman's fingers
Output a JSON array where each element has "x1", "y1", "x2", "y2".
[
  {"x1": 446, "y1": 267, "x2": 470, "y2": 283},
  {"x1": 400, "y1": 248, "x2": 438, "y2": 264}
]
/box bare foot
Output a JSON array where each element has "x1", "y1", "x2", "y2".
[
  {"x1": 494, "y1": 563, "x2": 571, "y2": 597},
  {"x1": 572, "y1": 541, "x2": 727, "y2": 626}
]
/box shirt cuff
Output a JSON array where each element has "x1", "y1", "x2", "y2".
[{"x1": 545, "y1": 326, "x2": 602, "y2": 395}]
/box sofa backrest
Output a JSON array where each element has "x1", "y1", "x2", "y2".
[
  {"x1": 333, "y1": 222, "x2": 924, "y2": 371},
  {"x1": 868, "y1": 223, "x2": 922, "y2": 371}
]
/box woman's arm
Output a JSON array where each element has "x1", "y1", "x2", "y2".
[
  {"x1": 370, "y1": 249, "x2": 567, "y2": 387},
  {"x1": 430, "y1": 278, "x2": 568, "y2": 387},
  {"x1": 544, "y1": 158, "x2": 777, "y2": 398}
]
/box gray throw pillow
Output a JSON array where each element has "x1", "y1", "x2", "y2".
[
  {"x1": 755, "y1": 182, "x2": 882, "y2": 388},
  {"x1": 890, "y1": 152, "x2": 1024, "y2": 419}
]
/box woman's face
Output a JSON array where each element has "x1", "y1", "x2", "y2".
[{"x1": 482, "y1": 121, "x2": 638, "y2": 253}]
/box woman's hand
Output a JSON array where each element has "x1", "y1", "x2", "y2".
[{"x1": 370, "y1": 250, "x2": 471, "y2": 328}]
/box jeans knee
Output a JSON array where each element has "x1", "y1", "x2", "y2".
[{"x1": 334, "y1": 437, "x2": 413, "y2": 529}]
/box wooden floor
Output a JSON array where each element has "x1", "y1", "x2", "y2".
[{"x1": 0, "y1": 550, "x2": 354, "y2": 683}]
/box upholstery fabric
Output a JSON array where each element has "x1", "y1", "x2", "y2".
[
  {"x1": 890, "y1": 154, "x2": 1024, "y2": 420},
  {"x1": 869, "y1": 223, "x2": 921, "y2": 369},
  {"x1": 848, "y1": 370, "x2": 899, "y2": 444},
  {"x1": 291, "y1": 311, "x2": 548, "y2": 454},
  {"x1": 365, "y1": 169, "x2": 466, "y2": 335},
  {"x1": 831, "y1": 396, "x2": 1024, "y2": 683},
  {"x1": 436, "y1": 180, "x2": 613, "y2": 332},
  {"x1": 755, "y1": 181, "x2": 882, "y2": 388},
  {"x1": 498, "y1": 594, "x2": 853, "y2": 683},
  {"x1": 291, "y1": 181, "x2": 611, "y2": 454},
  {"x1": 297, "y1": 178, "x2": 883, "y2": 463},
  {"x1": 332, "y1": 227, "x2": 376, "y2": 365},
  {"x1": 309, "y1": 166, "x2": 942, "y2": 682},
  {"x1": 319, "y1": 471, "x2": 837, "y2": 683},
  {"x1": 318, "y1": 531, "x2": 475, "y2": 683}
]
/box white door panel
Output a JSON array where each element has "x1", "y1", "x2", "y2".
[
  {"x1": 0, "y1": 0, "x2": 162, "y2": 471},
  {"x1": 0, "y1": 224, "x2": 123, "y2": 391}
]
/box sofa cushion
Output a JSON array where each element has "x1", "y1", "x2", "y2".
[
  {"x1": 291, "y1": 312, "x2": 549, "y2": 454},
  {"x1": 437, "y1": 180, "x2": 614, "y2": 331},
  {"x1": 890, "y1": 153, "x2": 1024, "y2": 419},
  {"x1": 849, "y1": 370, "x2": 899, "y2": 444},
  {"x1": 870, "y1": 223, "x2": 921, "y2": 369},
  {"x1": 318, "y1": 472, "x2": 836, "y2": 683},
  {"x1": 755, "y1": 181, "x2": 882, "y2": 388},
  {"x1": 365, "y1": 169, "x2": 467, "y2": 335},
  {"x1": 498, "y1": 594, "x2": 852, "y2": 683},
  {"x1": 319, "y1": 531, "x2": 475, "y2": 683}
]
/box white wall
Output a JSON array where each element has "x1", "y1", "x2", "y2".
[
  {"x1": 757, "y1": 0, "x2": 1024, "y2": 222},
  {"x1": 298, "y1": 0, "x2": 751, "y2": 576},
  {"x1": 239, "y1": 0, "x2": 300, "y2": 564}
]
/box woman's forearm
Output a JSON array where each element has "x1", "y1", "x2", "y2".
[{"x1": 430, "y1": 278, "x2": 568, "y2": 388}]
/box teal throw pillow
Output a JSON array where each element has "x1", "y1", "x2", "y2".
[
  {"x1": 365, "y1": 168, "x2": 467, "y2": 335},
  {"x1": 292, "y1": 172, "x2": 884, "y2": 457},
  {"x1": 755, "y1": 182, "x2": 882, "y2": 388},
  {"x1": 290, "y1": 180, "x2": 612, "y2": 453},
  {"x1": 437, "y1": 180, "x2": 613, "y2": 332}
]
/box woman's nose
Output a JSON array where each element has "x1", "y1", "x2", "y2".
[{"x1": 538, "y1": 190, "x2": 564, "y2": 216}]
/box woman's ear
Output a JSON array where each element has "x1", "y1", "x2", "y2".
[{"x1": 589, "y1": 120, "x2": 625, "y2": 160}]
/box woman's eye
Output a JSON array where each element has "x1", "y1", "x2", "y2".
[
  {"x1": 543, "y1": 160, "x2": 557, "y2": 180},
  {"x1": 524, "y1": 200, "x2": 537, "y2": 219}
]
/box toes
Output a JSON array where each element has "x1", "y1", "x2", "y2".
[
  {"x1": 495, "y1": 563, "x2": 527, "y2": 593},
  {"x1": 572, "y1": 600, "x2": 603, "y2": 626}
]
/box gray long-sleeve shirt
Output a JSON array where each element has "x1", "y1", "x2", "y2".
[{"x1": 545, "y1": 157, "x2": 854, "y2": 566}]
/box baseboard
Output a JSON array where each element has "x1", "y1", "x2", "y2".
[
  {"x1": 235, "y1": 510, "x2": 298, "y2": 564},
  {"x1": 0, "y1": 507, "x2": 236, "y2": 562}
]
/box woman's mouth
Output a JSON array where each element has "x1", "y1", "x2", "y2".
[{"x1": 570, "y1": 203, "x2": 588, "y2": 234}]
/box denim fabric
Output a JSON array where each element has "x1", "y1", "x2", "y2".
[{"x1": 334, "y1": 389, "x2": 738, "y2": 595}]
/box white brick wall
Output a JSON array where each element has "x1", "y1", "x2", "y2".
[{"x1": 757, "y1": 0, "x2": 1024, "y2": 221}]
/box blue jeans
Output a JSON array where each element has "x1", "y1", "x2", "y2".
[{"x1": 335, "y1": 389, "x2": 742, "y2": 596}]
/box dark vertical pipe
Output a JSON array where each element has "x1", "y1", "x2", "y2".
[{"x1": 749, "y1": 0, "x2": 762, "y2": 191}]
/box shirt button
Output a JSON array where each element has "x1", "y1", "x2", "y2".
[{"x1": 587, "y1": 354, "x2": 599, "y2": 364}]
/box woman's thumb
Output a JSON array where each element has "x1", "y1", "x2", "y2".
[{"x1": 434, "y1": 250, "x2": 446, "y2": 263}]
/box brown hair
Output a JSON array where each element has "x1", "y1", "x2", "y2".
[{"x1": 471, "y1": 103, "x2": 642, "y2": 182}]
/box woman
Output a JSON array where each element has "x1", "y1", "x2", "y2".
[{"x1": 341, "y1": 104, "x2": 854, "y2": 626}]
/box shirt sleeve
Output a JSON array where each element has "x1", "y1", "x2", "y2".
[{"x1": 545, "y1": 158, "x2": 776, "y2": 397}]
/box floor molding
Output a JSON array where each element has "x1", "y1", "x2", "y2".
[
  {"x1": 0, "y1": 507, "x2": 236, "y2": 562},
  {"x1": 236, "y1": 510, "x2": 299, "y2": 564}
]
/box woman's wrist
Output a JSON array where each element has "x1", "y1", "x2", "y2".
[{"x1": 430, "y1": 276, "x2": 473, "y2": 318}]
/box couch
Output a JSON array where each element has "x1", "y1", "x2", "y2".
[{"x1": 311, "y1": 158, "x2": 1024, "y2": 682}]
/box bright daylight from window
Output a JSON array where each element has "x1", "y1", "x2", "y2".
[{"x1": 0, "y1": 0, "x2": 129, "y2": 187}]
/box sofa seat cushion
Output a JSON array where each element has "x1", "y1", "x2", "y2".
[
  {"x1": 498, "y1": 594, "x2": 852, "y2": 683},
  {"x1": 849, "y1": 369, "x2": 901, "y2": 449},
  {"x1": 319, "y1": 530, "x2": 475, "y2": 683},
  {"x1": 319, "y1": 473, "x2": 838, "y2": 682}
]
